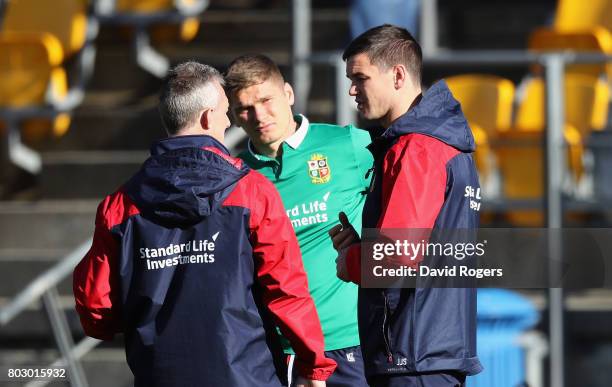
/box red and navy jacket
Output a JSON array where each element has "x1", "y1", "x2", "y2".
[
  {"x1": 344, "y1": 81, "x2": 483, "y2": 377},
  {"x1": 73, "y1": 135, "x2": 336, "y2": 387}
]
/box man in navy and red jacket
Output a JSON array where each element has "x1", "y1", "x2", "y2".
[
  {"x1": 329, "y1": 25, "x2": 483, "y2": 386},
  {"x1": 73, "y1": 62, "x2": 336, "y2": 387}
]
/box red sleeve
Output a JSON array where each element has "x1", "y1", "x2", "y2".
[
  {"x1": 73, "y1": 196, "x2": 125, "y2": 340},
  {"x1": 248, "y1": 173, "x2": 337, "y2": 381},
  {"x1": 377, "y1": 135, "x2": 447, "y2": 230},
  {"x1": 345, "y1": 244, "x2": 362, "y2": 285},
  {"x1": 344, "y1": 135, "x2": 452, "y2": 282}
]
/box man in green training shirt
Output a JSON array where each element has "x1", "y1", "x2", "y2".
[{"x1": 226, "y1": 54, "x2": 372, "y2": 387}]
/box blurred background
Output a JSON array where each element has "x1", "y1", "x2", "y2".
[{"x1": 0, "y1": 0, "x2": 611, "y2": 386}]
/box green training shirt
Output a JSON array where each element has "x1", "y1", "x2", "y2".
[{"x1": 238, "y1": 115, "x2": 373, "y2": 353}]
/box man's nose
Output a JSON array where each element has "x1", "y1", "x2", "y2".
[
  {"x1": 252, "y1": 104, "x2": 267, "y2": 122},
  {"x1": 349, "y1": 84, "x2": 358, "y2": 96}
]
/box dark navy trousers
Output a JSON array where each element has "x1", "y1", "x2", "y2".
[{"x1": 368, "y1": 371, "x2": 466, "y2": 387}]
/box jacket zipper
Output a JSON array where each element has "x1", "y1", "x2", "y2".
[
  {"x1": 366, "y1": 166, "x2": 376, "y2": 194},
  {"x1": 382, "y1": 292, "x2": 393, "y2": 363}
]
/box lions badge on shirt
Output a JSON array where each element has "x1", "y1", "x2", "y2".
[{"x1": 307, "y1": 154, "x2": 331, "y2": 184}]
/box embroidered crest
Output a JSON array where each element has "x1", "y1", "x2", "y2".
[{"x1": 307, "y1": 154, "x2": 331, "y2": 184}]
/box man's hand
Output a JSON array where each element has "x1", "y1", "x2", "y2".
[
  {"x1": 292, "y1": 376, "x2": 326, "y2": 387},
  {"x1": 335, "y1": 248, "x2": 351, "y2": 282},
  {"x1": 328, "y1": 212, "x2": 359, "y2": 252}
]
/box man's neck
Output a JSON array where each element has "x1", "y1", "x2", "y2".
[
  {"x1": 253, "y1": 139, "x2": 283, "y2": 159},
  {"x1": 381, "y1": 88, "x2": 422, "y2": 128},
  {"x1": 174, "y1": 126, "x2": 202, "y2": 137},
  {"x1": 252, "y1": 118, "x2": 298, "y2": 159},
  {"x1": 174, "y1": 126, "x2": 224, "y2": 143}
]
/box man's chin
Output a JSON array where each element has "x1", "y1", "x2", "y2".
[
  {"x1": 252, "y1": 136, "x2": 277, "y2": 149},
  {"x1": 256, "y1": 136, "x2": 273, "y2": 145},
  {"x1": 359, "y1": 110, "x2": 375, "y2": 120}
]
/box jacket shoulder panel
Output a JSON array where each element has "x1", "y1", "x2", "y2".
[
  {"x1": 202, "y1": 145, "x2": 245, "y2": 169},
  {"x1": 98, "y1": 190, "x2": 140, "y2": 230},
  {"x1": 389, "y1": 133, "x2": 461, "y2": 168},
  {"x1": 222, "y1": 170, "x2": 278, "y2": 229}
]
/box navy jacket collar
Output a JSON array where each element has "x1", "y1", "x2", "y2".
[
  {"x1": 151, "y1": 135, "x2": 230, "y2": 156},
  {"x1": 381, "y1": 80, "x2": 475, "y2": 152},
  {"x1": 124, "y1": 135, "x2": 248, "y2": 225}
]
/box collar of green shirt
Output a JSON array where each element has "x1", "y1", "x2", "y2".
[{"x1": 246, "y1": 114, "x2": 310, "y2": 161}]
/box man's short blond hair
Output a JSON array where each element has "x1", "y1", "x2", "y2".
[{"x1": 225, "y1": 54, "x2": 285, "y2": 95}]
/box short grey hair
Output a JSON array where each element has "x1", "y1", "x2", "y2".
[{"x1": 159, "y1": 61, "x2": 225, "y2": 135}]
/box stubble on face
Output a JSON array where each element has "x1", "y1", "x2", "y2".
[
  {"x1": 346, "y1": 53, "x2": 394, "y2": 124},
  {"x1": 231, "y1": 78, "x2": 296, "y2": 156}
]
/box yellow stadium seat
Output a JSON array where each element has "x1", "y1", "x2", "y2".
[
  {"x1": 0, "y1": 33, "x2": 65, "y2": 107},
  {"x1": 446, "y1": 75, "x2": 515, "y2": 139},
  {"x1": 553, "y1": 0, "x2": 612, "y2": 32},
  {"x1": 469, "y1": 124, "x2": 492, "y2": 183},
  {"x1": 117, "y1": 0, "x2": 201, "y2": 42},
  {"x1": 528, "y1": 0, "x2": 612, "y2": 89},
  {"x1": 528, "y1": 27, "x2": 612, "y2": 77},
  {"x1": 495, "y1": 130, "x2": 544, "y2": 226},
  {"x1": 150, "y1": 17, "x2": 201, "y2": 43},
  {"x1": 0, "y1": 0, "x2": 92, "y2": 174},
  {"x1": 2, "y1": 0, "x2": 88, "y2": 59},
  {"x1": 117, "y1": 0, "x2": 176, "y2": 12},
  {"x1": 514, "y1": 75, "x2": 602, "y2": 182},
  {"x1": 529, "y1": 27, "x2": 612, "y2": 54},
  {"x1": 116, "y1": 0, "x2": 201, "y2": 13},
  {"x1": 0, "y1": 33, "x2": 71, "y2": 140},
  {"x1": 496, "y1": 124, "x2": 585, "y2": 226},
  {"x1": 515, "y1": 75, "x2": 609, "y2": 137},
  {"x1": 501, "y1": 72, "x2": 610, "y2": 225},
  {"x1": 94, "y1": 0, "x2": 208, "y2": 77},
  {"x1": 446, "y1": 75, "x2": 514, "y2": 187}
]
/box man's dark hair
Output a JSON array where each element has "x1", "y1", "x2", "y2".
[
  {"x1": 159, "y1": 61, "x2": 224, "y2": 136},
  {"x1": 342, "y1": 24, "x2": 422, "y2": 85},
  {"x1": 224, "y1": 54, "x2": 285, "y2": 95}
]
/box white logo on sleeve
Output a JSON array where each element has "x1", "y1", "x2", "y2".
[{"x1": 464, "y1": 185, "x2": 482, "y2": 212}]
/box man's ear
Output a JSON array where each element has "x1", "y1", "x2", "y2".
[
  {"x1": 199, "y1": 109, "x2": 211, "y2": 130},
  {"x1": 284, "y1": 82, "x2": 295, "y2": 106},
  {"x1": 392, "y1": 64, "x2": 409, "y2": 90}
]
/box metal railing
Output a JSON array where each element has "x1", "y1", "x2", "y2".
[
  {"x1": 0, "y1": 239, "x2": 97, "y2": 387},
  {"x1": 518, "y1": 330, "x2": 549, "y2": 387}
]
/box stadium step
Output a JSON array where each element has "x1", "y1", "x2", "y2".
[
  {"x1": 0, "y1": 348, "x2": 132, "y2": 387},
  {"x1": 0, "y1": 201, "x2": 96, "y2": 250},
  {"x1": 88, "y1": 8, "x2": 348, "y2": 87},
  {"x1": 39, "y1": 91, "x2": 162, "y2": 153},
  {"x1": 40, "y1": 151, "x2": 147, "y2": 199},
  {"x1": 0, "y1": 199, "x2": 95, "y2": 339},
  {"x1": 0, "y1": 297, "x2": 81, "y2": 342},
  {"x1": 0, "y1": 253, "x2": 68, "y2": 297}
]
